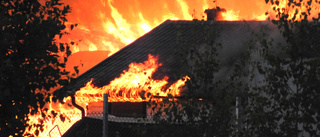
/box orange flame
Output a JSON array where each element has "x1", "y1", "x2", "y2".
[
  {"x1": 24, "y1": 54, "x2": 189, "y2": 137},
  {"x1": 23, "y1": 96, "x2": 81, "y2": 137},
  {"x1": 268, "y1": 0, "x2": 320, "y2": 21},
  {"x1": 24, "y1": 0, "x2": 320, "y2": 136},
  {"x1": 61, "y1": 0, "x2": 320, "y2": 56},
  {"x1": 221, "y1": 10, "x2": 240, "y2": 21},
  {"x1": 62, "y1": 0, "x2": 273, "y2": 55},
  {"x1": 75, "y1": 54, "x2": 189, "y2": 104}
]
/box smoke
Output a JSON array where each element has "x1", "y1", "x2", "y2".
[{"x1": 214, "y1": 21, "x2": 285, "y2": 82}]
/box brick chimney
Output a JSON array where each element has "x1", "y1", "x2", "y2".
[{"x1": 204, "y1": 8, "x2": 226, "y2": 21}]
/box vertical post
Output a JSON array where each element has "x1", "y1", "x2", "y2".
[
  {"x1": 103, "y1": 94, "x2": 108, "y2": 137},
  {"x1": 235, "y1": 96, "x2": 241, "y2": 136}
]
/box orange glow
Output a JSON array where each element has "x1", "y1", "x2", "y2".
[
  {"x1": 221, "y1": 10, "x2": 240, "y2": 21},
  {"x1": 24, "y1": 0, "x2": 320, "y2": 136},
  {"x1": 60, "y1": 0, "x2": 320, "y2": 57},
  {"x1": 268, "y1": 0, "x2": 320, "y2": 21},
  {"x1": 75, "y1": 54, "x2": 189, "y2": 103},
  {"x1": 23, "y1": 96, "x2": 82, "y2": 137},
  {"x1": 62, "y1": 0, "x2": 275, "y2": 76},
  {"x1": 61, "y1": 0, "x2": 274, "y2": 55},
  {"x1": 24, "y1": 55, "x2": 189, "y2": 137}
]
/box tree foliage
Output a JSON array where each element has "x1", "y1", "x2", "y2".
[
  {"x1": 0, "y1": 0, "x2": 74, "y2": 136},
  {"x1": 145, "y1": 20, "x2": 250, "y2": 136},
  {"x1": 243, "y1": 0, "x2": 320, "y2": 136},
  {"x1": 148, "y1": 1, "x2": 320, "y2": 137}
]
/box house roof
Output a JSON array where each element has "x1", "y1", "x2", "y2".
[
  {"x1": 62, "y1": 117, "x2": 102, "y2": 137},
  {"x1": 56, "y1": 20, "x2": 275, "y2": 94},
  {"x1": 59, "y1": 19, "x2": 281, "y2": 137}
]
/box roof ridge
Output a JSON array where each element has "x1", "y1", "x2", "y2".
[{"x1": 59, "y1": 20, "x2": 176, "y2": 91}]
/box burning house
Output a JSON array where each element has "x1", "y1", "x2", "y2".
[
  {"x1": 53, "y1": 16, "x2": 283, "y2": 136},
  {"x1": 15, "y1": 0, "x2": 320, "y2": 136}
]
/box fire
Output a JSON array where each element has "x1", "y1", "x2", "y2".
[
  {"x1": 221, "y1": 10, "x2": 240, "y2": 21},
  {"x1": 220, "y1": 10, "x2": 268, "y2": 21},
  {"x1": 75, "y1": 54, "x2": 189, "y2": 104},
  {"x1": 23, "y1": 54, "x2": 188, "y2": 137},
  {"x1": 61, "y1": 0, "x2": 195, "y2": 56},
  {"x1": 268, "y1": 0, "x2": 320, "y2": 21},
  {"x1": 60, "y1": 0, "x2": 320, "y2": 56},
  {"x1": 23, "y1": 0, "x2": 320, "y2": 136},
  {"x1": 61, "y1": 0, "x2": 274, "y2": 55},
  {"x1": 23, "y1": 96, "x2": 82, "y2": 137}
]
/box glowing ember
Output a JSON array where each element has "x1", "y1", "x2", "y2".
[{"x1": 75, "y1": 54, "x2": 189, "y2": 104}]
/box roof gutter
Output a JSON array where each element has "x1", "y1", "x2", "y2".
[{"x1": 71, "y1": 94, "x2": 85, "y2": 118}]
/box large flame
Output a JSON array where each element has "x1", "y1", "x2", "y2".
[
  {"x1": 23, "y1": 97, "x2": 81, "y2": 137},
  {"x1": 269, "y1": 0, "x2": 320, "y2": 21},
  {"x1": 24, "y1": 0, "x2": 320, "y2": 136},
  {"x1": 61, "y1": 0, "x2": 320, "y2": 55},
  {"x1": 24, "y1": 54, "x2": 188, "y2": 136},
  {"x1": 75, "y1": 54, "x2": 189, "y2": 104},
  {"x1": 61, "y1": 0, "x2": 273, "y2": 55}
]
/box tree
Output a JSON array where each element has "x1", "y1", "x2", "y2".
[
  {"x1": 147, "y1": 19, "x2": 251, "y2": 136},
  {"x1": 147, "y1": 1, "x2": 320, "y2": 137},
  {"x1": 243, "y1": 0, "x2": 320, "y2": 136},
  {"x1": 0, "y1": 0, "x2": 74, "y2": 136}
]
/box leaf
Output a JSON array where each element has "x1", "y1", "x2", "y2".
[
  {"x1": 74, "y1": 66, "x2": 79, "y2": 75},
  {"x1": 59, "y1": 114, "x2": 66, "y2": 122},
  {"x1": 60, "y1": 43, "x2": 64, "y2": 52},
  {"x1": 139, "y1": 90, "x2": 146, "y2": 99},
  {"x1": 58, "y1": 79, "x2": 69, "y2": 86},
  {"x1": 50, "y1": 45, "x2": 58, "y2": 53},
  {"x1": 307, "y1": 0, "x2": 312, "y2": 6},
  {"x1": 51, "y1": 110, "x2": 57, "y2": 117},
  {"x1": 66, "y1": 45, "x2": 72, "y2": 57},
  {"x1": 35, "y1": 129, "x2": 39, "y2": 136}
]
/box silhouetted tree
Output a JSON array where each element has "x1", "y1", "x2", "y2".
[
  {"x1": 0, "y1": 0, "x2": 74, "y2": 136},
  {"x1": 244, "y1": 0, "x2": 320, "y2": 136},
  {"x1": 149, "y1": 1, "x2": 320, "y2": 137}
]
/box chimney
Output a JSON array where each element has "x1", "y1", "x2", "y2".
[{"x1": 204, "y1": 8, "x2": 226, "y2": 21}]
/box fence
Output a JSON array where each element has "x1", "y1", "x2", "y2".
[
  {"x1": 51, "y1": 95, "x2": 219, "y2": 137},
  {"x1": 57, "y1": 111, "x2": 166, "y2": 137}
]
